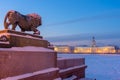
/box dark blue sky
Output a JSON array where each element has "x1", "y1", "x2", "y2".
[{"x1": 0, "y1": 0, "x2": 120, "y2": 38}]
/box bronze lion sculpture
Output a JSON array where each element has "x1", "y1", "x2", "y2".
[{"x1": 4, "y1": 10, "x2": 42, "y2": 35}]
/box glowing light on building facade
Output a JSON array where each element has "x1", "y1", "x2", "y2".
[
  {"x1": 54, "y1": 46, "x2": 116, "y2": 54},
  {"x1": 54, "y1": 46, "x2": 71, "y2": 53},
  {"x1": 74, "y1": 46, "x2": 116, "y2": 54},
  {"x1": 54, "y1": 37, "x2": 118, "y2": 54}
]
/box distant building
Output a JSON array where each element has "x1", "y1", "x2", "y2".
[
  {"x1": 91, "y1": 36, "x2": 96, "y2": 47},
  {"x1": 54, "y1": 45, "x2": 72, "y2": 53},
  {"x1": 53, "y1": 36, "x2": 118, "y2": 54},
  {"x1": 74, "y1": 47, "x2": 91, "y2": 53},
  {"x1": 54, "y1": 45, "x2": 117, "y2": 54},
  {"x1": 74, "y1": 46, "x2": 116, "y2": 54},
  {"x1": 74, "y1": 37, "x2": 116, "y2": 54},
  {"x1": 117, "y1": 49, "x2": 120, "y2": 53}
]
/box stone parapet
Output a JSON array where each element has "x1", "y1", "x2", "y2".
[
  {"x1": 0, "y1": 30, "x2": 49, "y2": 48},
  {"x1": 0, "y1": 29, "x2": 87, "y2": 79},
  {"x1": 57, "y1": 57, "x2": 85, "y2": 69},
  {"x1": 57, "y1": 57, "x2": 87, "y2": 79},
  {"x1": 0, "y1": 47, "x2": 58, "y2": 79}
]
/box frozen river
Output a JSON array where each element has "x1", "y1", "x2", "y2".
[{"x1": 58, "y1": 53, "x2": 120, "y2": 80}]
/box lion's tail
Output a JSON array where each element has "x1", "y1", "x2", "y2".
[
  {"x1": 4, "y1": 12, "x2": 9, "y2": 29},
  {"x1": 4, "y1": 11, "x2": 10, "y2": 29},
  {"x1": 4, "y1": 10, "x2": 16, "y2": 29}
]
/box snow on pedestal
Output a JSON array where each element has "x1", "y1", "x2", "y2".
[
  {"x1": 0, "y1": 30, "x2": 49, "y2": 48},
  {"x1": 0, "y1": 30, "x2": 87, "y2": 80}
]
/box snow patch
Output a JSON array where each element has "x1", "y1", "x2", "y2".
[
  {"x1": 63, "y1": 75, "x2": 77, "y2": 80},
  {"x1": 58, "y1": 54, "x2": 120, "y2": 80},
  {"x1": 1, "y1": 68, "x2": 59, "y2": 80},
  {"x1": 0, "y1": 46, "x2": 55, "y2": 52},
  {"x1": 57, "y1": 57, "x2": 83, "y2": 60},
  {"x1": 54, "y1": 78, "x2": 62, "y2": 80},
  {"x1": 0, "y1": 41, "x2": 9, "y2": 44},
  {"x1": 0, "y1": 33, "x2": 43, "y2": 40},
  {"x1": 60, "y1": 65, "x2": 86, "y2": 73}
]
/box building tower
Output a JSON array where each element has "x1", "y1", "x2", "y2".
[
  {"x1": 91, "y1": 36, "x2": 96, "y2": 47},
  {"x1": 91, "y1": 36, "x2": 96, "y2": 53}
]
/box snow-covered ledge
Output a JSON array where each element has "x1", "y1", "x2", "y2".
[
  {"x1": 1, "y1": 68, "x2": 59, "y2": 80},
  {"x1": 0, "y1": 46, "x2": 55, "y2": 52}
]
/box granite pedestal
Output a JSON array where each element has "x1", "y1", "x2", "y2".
[
  {"x1": 0, "y1": 47, "x2": 59, "y2": 80},
  {"x1": 0, "y1": 30, "x2": 59, "y2": 80},
  {"x1": 57, "y1": 58, "x2": 87, "y2": 79},
  {"x1": 0, "y1": 29, "x2": 87, "y2": 80},
  {"x1": 0, "y1": 30, "x2": 48, "y2": 48}
]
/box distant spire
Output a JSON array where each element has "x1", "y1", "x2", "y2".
[{"x1": 92, "y1": 36, "x2": 96, "y2": 47}]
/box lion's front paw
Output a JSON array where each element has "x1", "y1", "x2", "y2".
[{"x1": 33, "y1": 31, "x2": 40, "y2": 35}]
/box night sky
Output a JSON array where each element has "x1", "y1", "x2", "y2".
[{"x1": 0, "y1": 0, "x2": 120, "y2": 40}]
